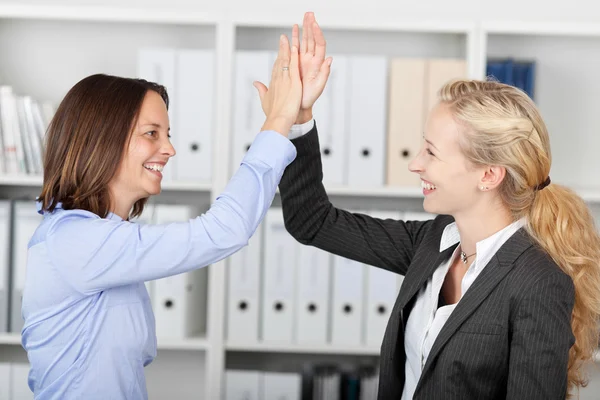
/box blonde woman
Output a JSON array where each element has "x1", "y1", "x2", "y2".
[{"x1": 266, "y1": 13, "x2": 600, "y2": 400}]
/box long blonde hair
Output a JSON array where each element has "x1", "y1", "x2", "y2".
[{"x1": 439, "y1": 79, "x2": 600, "y2": 397}]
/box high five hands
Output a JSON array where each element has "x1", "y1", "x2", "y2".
[{"x1": 255, "y1": 12, "x2": 333, "y2": 135}]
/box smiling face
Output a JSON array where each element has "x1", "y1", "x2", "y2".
[
  {"x1": 109, "y1": 90, "x2": 175, "y2": 210},
  {"x1": 408, "y1": 102, "x2": 486, "y2": 216}
]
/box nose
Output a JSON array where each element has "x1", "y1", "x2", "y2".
[
  {"x1": 408, "y1": 149, "x2": 424, "y2": 175},
  {"x1": 161, "y1": 137, "x2": 176, "y2": 158}
]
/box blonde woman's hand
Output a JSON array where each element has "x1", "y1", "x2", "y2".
[
  {"x1": 295, "y1": 12, "x2": 332, "y2": 123},
  {"x1": 253, "y1": 30, "x2": 302, "y2": 137}
]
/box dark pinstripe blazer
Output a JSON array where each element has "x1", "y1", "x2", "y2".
[{"x1": 279, "y1": 124, "x2": 576, "y2": 400}]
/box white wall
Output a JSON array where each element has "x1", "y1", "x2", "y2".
[{"x1": 1, "y1": 0, "x2": 600, "y2": 22}]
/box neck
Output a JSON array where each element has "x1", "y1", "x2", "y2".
[
  {"x1": 453, "y1": 201, "x2": 514, "y2": 256},
  {"x1": 108, "y1": 186, "x2": 135, "y2": 220}
]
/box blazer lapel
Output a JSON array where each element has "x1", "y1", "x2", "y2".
[
  {"x1": 416, "y1": 228, "x2": 534, "y2": 388},
  {"x1": 397, "y1": 239, "x2": 457, "y2": 311}
]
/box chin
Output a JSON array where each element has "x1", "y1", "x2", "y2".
[
  {"x1": 144, "y1": 184, "x2": 162, "y2": 196},
  {"x1": 423, "y1": 198, "x2": 444, "y2": 215}
]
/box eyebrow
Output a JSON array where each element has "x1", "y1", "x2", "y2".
[
  {"x1": 423, "y1": 133, "x2": 439, "y2": 152},
  {"x1": 141, "y1": 122, "x2": 170, "y2": 131}
]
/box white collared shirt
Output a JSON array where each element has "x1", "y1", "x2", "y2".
[{"x1": 401, "y1": 218, "x2": 526, "y2": 400}]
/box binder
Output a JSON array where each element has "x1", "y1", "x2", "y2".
[
  {"x1": 386, "y1": 59, "x2": 426, "y2": 188},
  {"x1": 365, "y1": 211, "x2": 401, "y2": 347},
  {"x1": 347, "y1": 56, "x2": 388, "y2": 186},
  {"x1": 425, "y1": 58, "x2": 467, "y2": 116},
  {"x1": 261, "y1": 208, "x2": 297, "y2": 343},
  {"x1": 330, "y1": 210, "x2": 366, "y2": 347},
  {"x1": 225, "y1": 370, "x2": 261, "y2": 400},
  {"x1": 137, "y1": 47, "x2": 177, "y2": 182},
  {"x1": 0, "y1": 201, "x2": 10, "y2": 333},
  {"x1": 174, "y1": 49, "x2": 215, "y2": 183},
  {"x1": 295, "y1": 244, "x2": 331, "y2": 345},
  {"x1": 231, "y1": 51, "x2": 273, "y2": 175},
  {"x1": 312, "y1": 54, "x2": 348, "y2": 186},
  {"x1": 10, "y1": 201, "x2": 42, "y2": 333},
  {"x1": 262, "y1": 371, "x2": 301, "y2": 400},
  {"x1": 152, "y1": 204, "x2": 207, "y2": 339},
  {"x1": 226, "y1": 222, "x2": 263, "y2": 343}
]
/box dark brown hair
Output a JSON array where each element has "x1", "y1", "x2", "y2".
[{"x1": 38, "y1": 73, "x2": 169, "y2": 219}]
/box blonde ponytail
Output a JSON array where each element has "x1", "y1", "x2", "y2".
[
  {"x1": 439, "y1": 79, "x2": 600, "y2": 396},
  {"x1": 527, "y1": 184, "x2": 600, "y2": 394}
]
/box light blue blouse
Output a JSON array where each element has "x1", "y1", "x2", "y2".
[{"x1": 20, "y1": 130, "x2": 296, "y2": 399}]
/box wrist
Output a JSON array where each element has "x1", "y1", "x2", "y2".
[
  {"x1": 261, "y1": 116, "x2": 293, "y2": 137},
  {"x1": 295, "y1": 108, "x2": 313, "y2": 125}
]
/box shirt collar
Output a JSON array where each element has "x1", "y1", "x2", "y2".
[
  {"x1": 440, "y1": 218, "x2": 527, "y2": 253},
  {"x1": 36, "y1": 198, "x2": 123, "y2": 221}
]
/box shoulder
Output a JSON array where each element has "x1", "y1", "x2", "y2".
[
  {"x1": 44, "y1": 208, "x2": 132, "y2": 245},
  {"x1": 507, "y1": 232, "x2": 574, "y2": 301}
]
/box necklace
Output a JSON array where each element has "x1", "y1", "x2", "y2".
[{"x1": 460, "y1": 250, "x2": 476, "y2": 264}]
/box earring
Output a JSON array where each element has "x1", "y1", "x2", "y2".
[{"x1": 480, "y1": 186, "x2": 487, "y2": 191}]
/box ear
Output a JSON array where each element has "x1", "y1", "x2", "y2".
[{"x1": 479, "y1": 165, "x2": 506, "y2": 191}]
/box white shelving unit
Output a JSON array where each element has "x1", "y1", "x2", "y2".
[{"x1": 1, "y1": 4, "x2": 599, "y2": 400}]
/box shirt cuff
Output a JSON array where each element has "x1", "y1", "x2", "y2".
[
  {"x1": 288, "y1": 118, "x2": 315, "y2": 140},
  {"x1": 243, "y1": 130, "x2": 297, "y2": 171}
]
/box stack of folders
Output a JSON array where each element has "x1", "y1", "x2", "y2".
[
  {"x1": 0, "y1": 362, "x2": 31, "y2": 400},
  {"x1": 225, "y1": 364, "x2": 379, "y2": 400},
  {"x1": 0, "y1": 200, "x2": 209, "y2": 341},
  {"x1": 232, "y1": 50, "x2": 469, "y2": 189},
  {"x1": 0, "y1": 86, "x2": 54, "y2": 176},
  {"x1": 226, "y1": 207, "x2": 436, "y2": 348},
  {"x1": 137, "y1": 48, "x2": 215, "y2": 184}
]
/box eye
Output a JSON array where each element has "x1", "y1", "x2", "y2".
[
  {"x1": 426, "y1": 148, "x2": 435, "y2": 156},
  {"x1": 146, "y1": 130, "x2": 157, "y2": 137}
]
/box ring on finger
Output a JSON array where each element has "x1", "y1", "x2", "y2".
[{"x1": 282, "y1": 66, "x2": 289, "y2": 71}]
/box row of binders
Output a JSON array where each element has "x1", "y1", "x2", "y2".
[
  {"x1": 0, "y1": 86, "x2": 54, "y2": 176},
  {"x1": 2, "y1": 49, "x2": 537, "y2": 190},
  {"x1": 226, "y1": 207, "x2": 434, "y2": 347},
  {"x1": 225, "y1": 364, "x2": 379, "y2": 400},
  {"x1": 0, "y1": 363, "x2": 30, "y2": 400},
  {"x1": 0, "y1": 200, "x2": 208, "y2": 340}
]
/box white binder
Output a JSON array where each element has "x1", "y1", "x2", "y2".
[
  {"x1": 347, "y1": 56, "x2": 388, "y2": 187},
  {"x1": 137, "y1": 47, "x2": 177, "y2": 182},
  {"x1": 0, "y1": 201, "x2": 10, "y2": 333},
  {"x1": 174, "y1": 49, "x2": 215, "y2": 183},
  {"x1": 261, "y1": 208, "x2": 297, "y2": 343},
  {"x1": 152, "y1": 204, "x2": 207, "y2": 339},
  {"x1": 312, "y1": 54, "x2": 348, "y2": 186},
  {"x1": 226, "y1": 222, "x2": 263, "y2": 343},
  {"x1": 231, "y1": 51, "x2": 273, "y2": 175},
  {"x1": 262, "y1": 372, "x2": 301, "y2": 400},
  {"x1": 11, "y1": 201, "x2": 42, "y2": 333},
  {"x1": 225, "y1": 370, "x2": 261, "y2": 400},
  {"x1": 295, "y1": 243, "x2": 331, "y2": 345},
  {"x1": 331, "y1": 254, "x2": 365, "y2": 346},
  {"x1": 365, "y1": 210, "x2": 402, "y2": 347},
  {"x1": 0, "y1": 362, "x2": 9, "y2": 400},
  {"x1": 10, "y1": 363, "x2": 32, "y2": 400}
]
